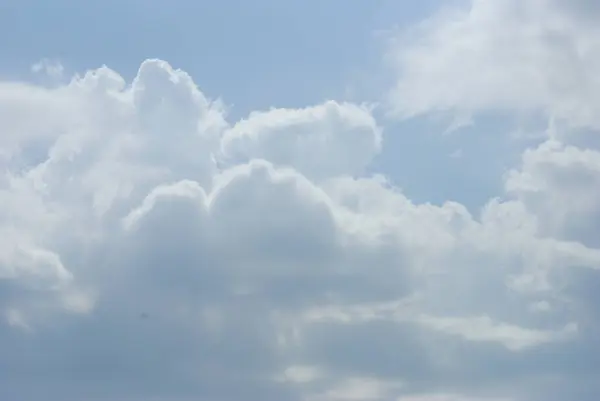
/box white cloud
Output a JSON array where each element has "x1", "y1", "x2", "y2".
[
  {"x1": 505, "y1": 136, "x2": 600, "y2": 246},
  {"x1": 220, "y1": 101, "x2": 382, "y2": 180},
  {"x1": 415, "y1": 314, "x2": 578, "y2": 351},
  {"x1": 302, "y1": 300, "x2": 579, "y2": 351},
  {"x1": 31, "y1": 58, "x2": 64, "y2": 79},
  {"x1": 309, "y1": 377, "x2": 403, "y2": 401},
  {"x1": 397, "y1": 395, "x2": 513, "y2": 401},
  {"x1": 281, "y1": 365, "x2": 324, "y2": 383},
  {"x1": 386, "y1": 0, "x2": 600, "y2": 129},
  {"x1": 2, "y1": 1, "x2": 600, "y2": 399}
]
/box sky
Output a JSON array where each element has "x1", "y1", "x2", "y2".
[{"x1": 1, "y1": 0, "x2": 600, "y2": 400}]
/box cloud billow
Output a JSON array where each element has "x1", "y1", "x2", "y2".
[{"x1": 2, "y1": 2, "x2": 600, "y2": 399}]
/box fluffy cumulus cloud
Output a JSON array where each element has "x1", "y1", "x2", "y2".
[{"x1": 2, "y1": 1, "x2": 600, "y2": 400}]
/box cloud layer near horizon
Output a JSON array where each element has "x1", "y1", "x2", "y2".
[{"x1": 2, "y1": 1, "x2": 600, "y2": 400}]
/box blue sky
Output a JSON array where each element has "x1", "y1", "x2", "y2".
[{"x1": 2, "y1": 1, "x2": 600, "y2": 401}]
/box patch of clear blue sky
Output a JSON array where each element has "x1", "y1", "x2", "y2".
[{"x1": 0, "y1": 0, "x2": 525, "y2": 211}]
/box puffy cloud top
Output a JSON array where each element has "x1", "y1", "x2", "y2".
[{"x1": 221, "y1": 101, "x2": 382, "y2": 180}]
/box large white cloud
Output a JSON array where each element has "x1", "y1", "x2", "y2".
[{"x1": 2, "y1": 2, "x2": 600, "y2": 399}]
